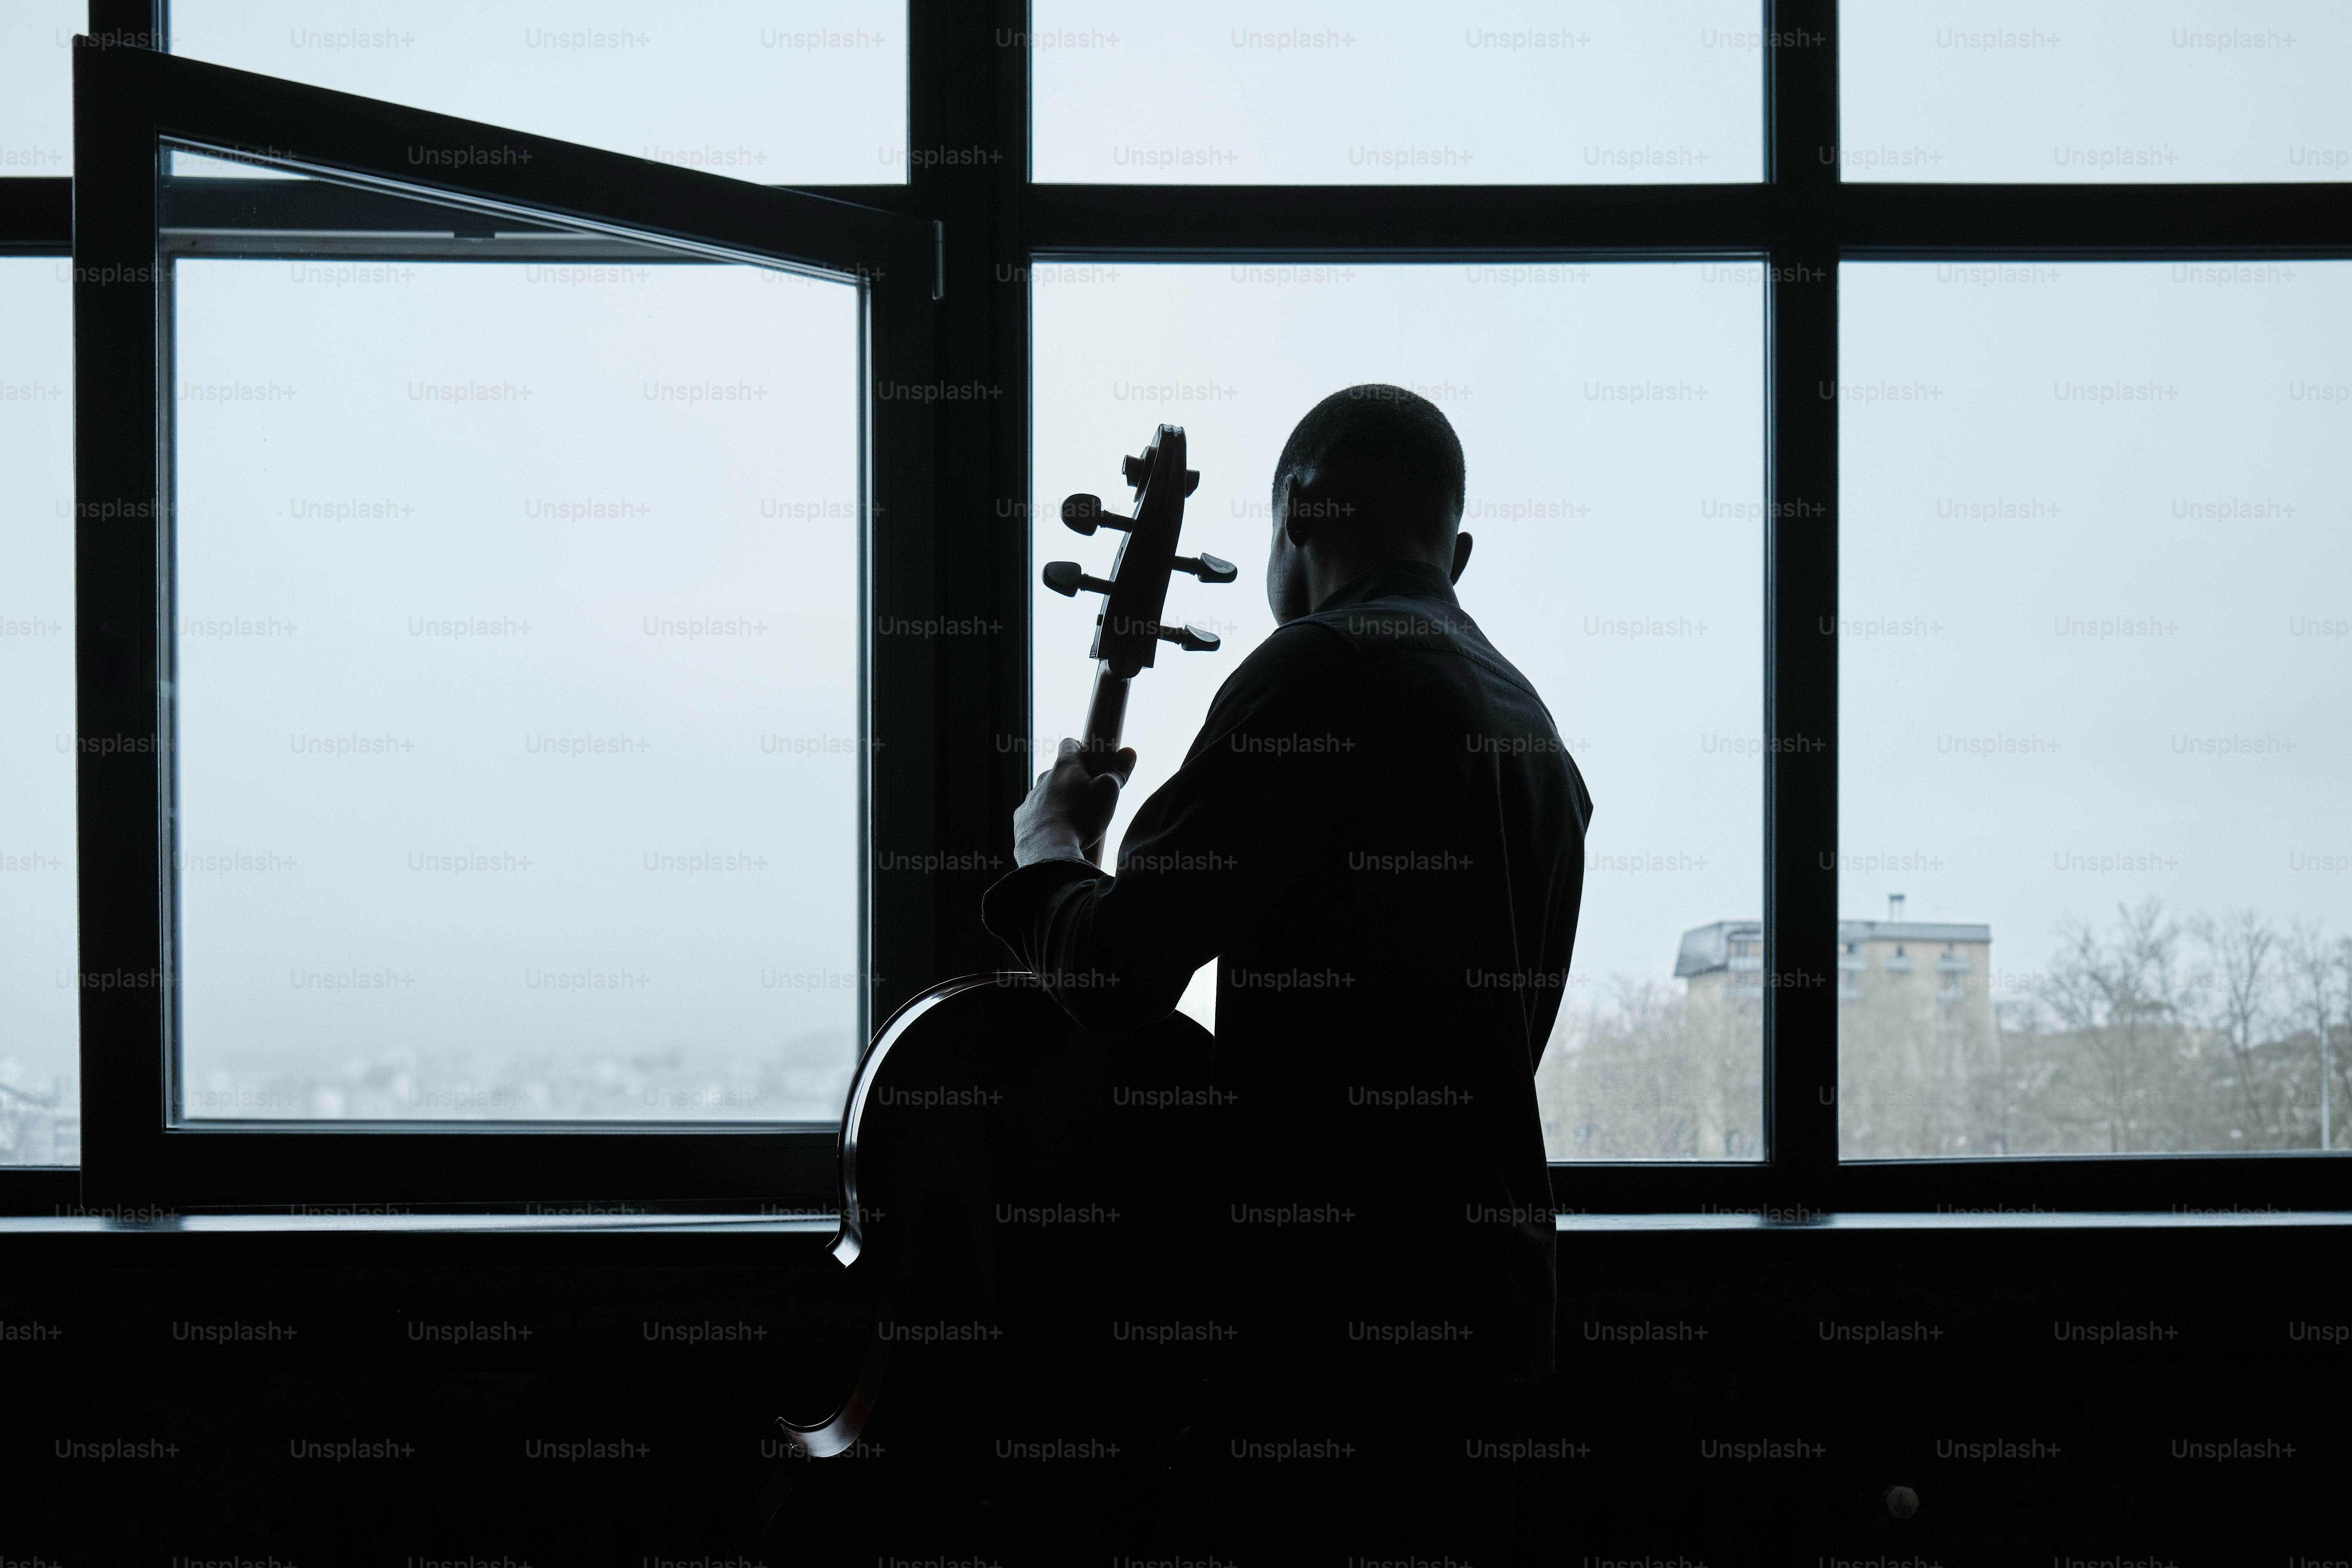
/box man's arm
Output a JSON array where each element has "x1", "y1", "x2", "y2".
[
  {"x1": 983, "y1": 623, "x2": 1354, "y2": 1033},
  {"x1": 1010, "y1": 738, "x2": 1134, "y2": 869}
]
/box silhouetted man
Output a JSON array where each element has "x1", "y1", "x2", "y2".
[{"x1": 984, "y1": 385, "x2": 1590, "y2": 1561}]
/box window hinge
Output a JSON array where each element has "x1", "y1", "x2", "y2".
[{"x1": 932, "y1": 221, "x2": 945, "y2": 301}]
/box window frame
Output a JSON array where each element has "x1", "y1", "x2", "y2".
[
  {"x1": 1008, "y1": 1, "x2": 2352, "y2": 1215},
  {"x1": 64, "y1": 40, "x2": 934, "y2": 1207},
  {"x1": 0, "y1": 0, "x2": 2346, "y2": 1214}
]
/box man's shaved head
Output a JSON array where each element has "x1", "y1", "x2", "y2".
[
  {"x1": 1270, "y1": 384, "x2": 1467, "y2": 531},
  {"x1": 1263, "y1": 385, "x2": 1476, "y2": 624}
]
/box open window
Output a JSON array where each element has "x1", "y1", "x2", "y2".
[{"x1": 71, "y1": 44, "x2": 934, "y2": 1206}]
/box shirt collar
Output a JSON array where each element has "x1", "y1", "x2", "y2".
[{"x1": 1310, "y1": 558, "x2": 1460, "y2": 616}]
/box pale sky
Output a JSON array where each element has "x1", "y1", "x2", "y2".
[{"x1": 1841, "y1": 261, "x2": 2352, "y2": 992}]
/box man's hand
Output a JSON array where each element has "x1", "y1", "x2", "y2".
[{"x1": 1013, "y1": 738, "x2": 1137, "y2": 867}]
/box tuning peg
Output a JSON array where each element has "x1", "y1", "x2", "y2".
[
  {"x1": 1156, "y1": 622, "x2": 1222, "y2": 653},
  {"x1": 1173, "y1": 552, "x2": 1237, "y2": 585},
  {"x1": 1118, "y1": 456, "x2": 1199, "y2": 499},
  {"x1": 1042, "y1": 561, "x2": 1114, "y2": 598},
  {"x1": 1061, "y1": 493, "x2": 1132, "y2": 536}
]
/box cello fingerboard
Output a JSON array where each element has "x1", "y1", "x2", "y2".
[{"x1": 1078, "y1": 661, "x2": 1130, "y2": 866}]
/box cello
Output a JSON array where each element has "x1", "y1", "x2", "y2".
[{"x1": 744, "y1": 424, "x2": 1235, "y2": 1542}]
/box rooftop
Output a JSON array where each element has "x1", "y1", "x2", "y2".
[
  {"x1": 1676, "y1": 917, "x2": 1993, "y2": 977},
  {"x1": 1839, "y1": 919, "x2": 1992, "y2": 946}
]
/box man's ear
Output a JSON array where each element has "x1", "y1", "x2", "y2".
[
  {"x1": 1450, "y1": 530, "x2": 1474, "y2": 585},
  {"x1": 1281, "y1": 470, "x2": 1320, "y2": 548}
]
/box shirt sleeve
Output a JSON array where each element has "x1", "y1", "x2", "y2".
[{"x1": 980, "y1": 621, "x2": 1355, "y2": 1034}]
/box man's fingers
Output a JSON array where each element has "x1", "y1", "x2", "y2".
[
  {"x1": 1088, "y1": 770, "x2": 1124, "y2": 817},
  {"x1": 1108, "y1": 747, "x2": 1138, "y2": 786}
]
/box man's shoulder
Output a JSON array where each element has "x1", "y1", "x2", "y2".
[
  {"x1": 1214, "y1": 612, "x2": 1362, "y2": 698},
  {"x1": 1296, "y1": 593, "x2": 1544, "y2": 704},
  {"x1": 1209, "y1": 594, "x2": 1498, "y2": 713},
  {"x1": 1206, "y1": 591, "x2": 1558, "y2": 741},
  {"x1": 1295, "y1": 593, "x2": 1474, "y2": 649}
]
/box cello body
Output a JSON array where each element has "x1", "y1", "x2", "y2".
[
  {"x1": 763, "y1": 974, "x2": 1217, "y2": 1542},
  {"x1": 750, "y1": 425, "x2": 1232, "y2": 1545}
]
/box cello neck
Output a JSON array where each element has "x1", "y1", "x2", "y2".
[
  {"x1": 1078, "y1": 661, "x2": 1129, "y2": 866},
  {"x1": 1082, "y1": 660, "x2": 1129, "y2": 754}
]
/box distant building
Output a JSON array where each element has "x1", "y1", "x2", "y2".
[
  {"x1": 1676, "y1": 895, "x2": 1996, "y2": 1040},
  {"x1": 0, "y1": 1077, "x2": 78, "y2": 1167},
  {"x1": 1675, "y1": 920, "x2": 1764, "y2": 991}
]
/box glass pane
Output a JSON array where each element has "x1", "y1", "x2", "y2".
[
  {"x1": 1842, "y1": 0, "x2": 2352, "y2": 183},
  {"x1": 167, "y1": 157, "x2": 865, "y2": 1123},
  {"x1": 0, "y1": 256, "x2": 79, "y2": 1165},
  {"x1": 0, "y1": 2, "x2": 82, "y2": 176},
  {"x1": 170, "y1": 0, "x2": 908, "y2": 185},
  {"x1": 1841, "y1": 260, "x2": 2352, "y2": 1157},
  {"x1": 1033, "y1": 261, "x2": 1765, "y2": 1159},
  {"x1": 1031, "y1": 1, "x2": 1763, "y2": 185}
]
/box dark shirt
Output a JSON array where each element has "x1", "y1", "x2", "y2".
[{"x1": 983, "y1": 558, "x2": 1591, "y2": 1385}]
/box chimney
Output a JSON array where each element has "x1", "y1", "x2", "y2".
[{"x1": 1888, "y1": 893, "x2": 1906, "y2": 923}]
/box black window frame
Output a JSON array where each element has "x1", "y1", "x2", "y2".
[
  {"x1": 64, "y1": 40, "x2": 934, "y2": 1208},
  {"x1": 1, "y1": 0, "x2": 2346, "y2": 1215}
]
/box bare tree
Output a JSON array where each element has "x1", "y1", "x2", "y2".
[
  {"x1": 2044, "y1": 900, "x2": 2188, "y2": 1153},
  {"x1": 2334, "y1": 937, "x2": 2352, "y2": 1151},
  {"x1": 2284, "y1": 920, "x2": 2348, "y2": 1151},
  {"x1": 1537, "y1": 979, "x2": 1762, "y2": 1160},
  {"x1": 2191, "y1": 909, "x2": 2283, "y2": 1147}
]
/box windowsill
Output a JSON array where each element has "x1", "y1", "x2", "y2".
[
  {"x1": 0, "y1": 1209, "x2": 2345, "y2": 1237},
  {"x1": 0, "y1": 1211, "x2": 839, "y2": 1236},
  {"x1": 1555, "y1": 1209, "x2": 2352, "y2": 1231}
]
